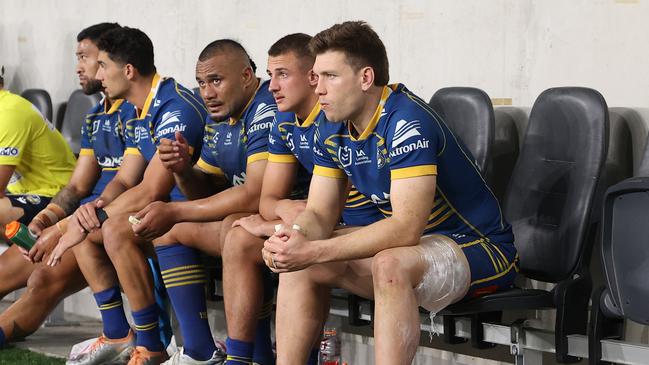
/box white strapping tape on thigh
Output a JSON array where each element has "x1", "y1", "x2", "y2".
[{"x1": 413, "y1": 234, "x2": 471, "y2": 338}]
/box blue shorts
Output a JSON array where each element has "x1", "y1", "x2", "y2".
[
  {"x1": 449, "y1": 233, "x2": 518, "y2": 298},
  {"x1": 341, "y1": 202, "x2": 384, "y2": 227},
  {"x1": 6, "y1": 194, "x2": 52, "y2": 225}
]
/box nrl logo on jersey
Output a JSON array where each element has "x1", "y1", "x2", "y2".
[
  {"x1": 286, "y1": 132, "x2": 295, "y2": 151},
  {"x1": 338, "y1": 146, "x2": 352, "y2": 168},
  {"x1": 92, "y1": 120, "x2": 101, "y2": 136}
]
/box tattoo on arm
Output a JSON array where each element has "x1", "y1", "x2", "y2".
[{"x1": 51, "y1": 187, "x2": 82, "y2": 215}]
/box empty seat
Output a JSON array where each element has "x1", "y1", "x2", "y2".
[
  {"x1": 429, "y1": 87, "x2": 494, "y2": 177},
  {"x1": 588, "y1": 137, "x2": 649, "y2": 365},
  {"x1": 21, "y1": 88, "x2": 53, "y2": 122},
  {"x1": 438, "y1": 87, "x2": 609, "y2": 363},
  {"x1": 59, "y1": 90, "x2": 101, "y2": 154}
]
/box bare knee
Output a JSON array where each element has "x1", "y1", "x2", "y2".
[
  {"x1": 371, "y1": 250, "x2": 411, "y2": 290},
  {"x1": 102, "y1": 215, "x2": 135, "y2": 256},
  {"x1": 223, "y1": 227, "x2": 264, "y2": 264},
  {"x1": 26, "y1": 266, "x2": 68, "y2": 297}
]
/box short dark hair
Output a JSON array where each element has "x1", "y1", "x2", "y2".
[
  {"x1": 198, "y1": 39, "x2": 256, "y2": 73},
  {"x1": 97, "y1": 27, "x2": 156, "y2": 76},
  {"x1": 309, "y1": 21, "x2": 389, "y2": 86},
  {"x1": 76, "y1": 23, "x2": 121, "y2": 44},
  {"x1": 268, "y1": 33, "x2": 314, "y2": 69}
]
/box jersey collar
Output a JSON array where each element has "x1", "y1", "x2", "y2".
[
  {"x1": 295, "y1": 102, "x2": 321, "y2": 128},
  {"x1": 228, "y1": 78, "x2": 261, "y2": 126},
  {"x1": 137, "y1": 73, "x2": 162, "y2": 120},
  {"x1": 105, "y1": 99, "x2": 124, "y2": 114},
  {"x1": 348, "y1": 86, "x2": 391, "y2": 141}
]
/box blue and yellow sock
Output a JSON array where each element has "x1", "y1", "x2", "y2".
[
  {"x1": 252, "y1": 269, "x2": 275, "y2": 365},
  {"x1": 94, "y1": 286, "x2": 130, "y2": 340},
  {"x1": 225, "y1": 337, "x2": 253, "y2": 364},
  {"x1": 148, "y1": 258, "x2": 173, "y2": 349},
  {"x1": 132, "y1": 304, "x2": 163, "y2": 352},
  {"x1": 157, "y1": 244, "x2": 216, "y2": 361}
]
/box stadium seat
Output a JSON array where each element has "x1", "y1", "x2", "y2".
[
  {"x1": 21, "y1": 88, "x2": 53, "y2": 122},
  {"x1": 59, "y1": 90, "x2": 101, "y2": 154},
  {"x1": 428, "y1": 87, "x2": 495, "y2": 177},
  {"x1": 588, "y1": 137, "x2": 649, "y2": 365},
  {"x1": 433, "y1": 87, "x2": 609, "y2": 363}
]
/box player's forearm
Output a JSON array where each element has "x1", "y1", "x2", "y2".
[
  {"x1": 312, "y1": 216, "x2": 423, "y2": 263},
  {"x1": 259, "y1": 195, "x2": 283, "y2": 221},
  {"x1": 174, "y1": 168, "x2": 220, "y2": 200},
  {"x1": 174, "y1": 185, "x2": 259, "y2": 222},
  {"x1": 104, "y1": 184, "x2": 168, "y2": 216},
  {"x1": 50, "y1": 186, "x2": 84, "y2": 215},
  {"x1": 98, "y1": 178, "x2": 131, "y2": 205}
]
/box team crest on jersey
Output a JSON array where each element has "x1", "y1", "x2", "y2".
[
  {"x1": 392, "y1": 119, "x2": 421, "y2": 147},
  {"x1": 377, "y1": 148, "x2": 387, "y2": 169},
  {"x1": 338, "y1": 146, "x2": 352, "y2": 168},
  {"x1": 286, "y1": 132, "x2": 295, "y2": 151}
]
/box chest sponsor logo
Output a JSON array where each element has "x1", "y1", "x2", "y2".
[
  {"x1": 248, "y1": 120, "x2": 273, "y2": 134},
  {"x1": 102, "y1": 120, "x2": 112, "y2": 132},
  {"x1": 338, "y1": 146, "x2": 352, "y2": 168},
  {"x1": 370, "y1": 192, "x2": 390, "y2": 205},
  {"x1": 299, "y1": 134, "x2": 309, "y2": 149},
  {"x1": 0, "y1": 147, "x2": 19, "y2": 157},
  {"x1": 225, "y1": 131, "x2": 233, "y2": 146},
  {"x1": 354, "y1": 149, "x2": 371, "y2": 166},
  {"x1": 392, "y1": 119, "x2": 421, "y2": 147}
]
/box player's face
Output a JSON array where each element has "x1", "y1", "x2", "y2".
[
  {"x1": 313, "y1": 51, "x2": 365, "y2": 122},
  {"x1": 267, "y1": 52, "x2": 316, "y2": 115},
  {"x1": 96, "y1": 51, "x2": 130, "y2": 100},
  {"x1": 196, "y1": 54, "x2": 250, "y2": 122},
  {"x1": 75, "y1": 39, "x2": 103, "y2": 95}
]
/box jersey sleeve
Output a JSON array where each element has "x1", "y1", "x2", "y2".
[
  {"x1": 312, "y1": 123, "x2": 346, "y2": 179},
  {"x1": 123, "y1": 118, "x2": 141, "y2": 156},
  {"x1": 267, "y1": 117, "x2": 297, "y2": 164},
  {"x1": 0, "y1": 109, "x2": 31, "y2": 165},
  {"x1": 387, "y1": 108, "x2": 442, "y2": 180},
  {"x1": 196, "y1": 124, "x2": 224, "y2": 176},
  {"x1": 79, "y1": 115, "x2": 94, "y2": 157},
  {"x1": 245, "y1": 102, "x2": 276, "y2": 164},
  {"x1": 153, "y1": 101, "x2": 206, "y2": 155}
]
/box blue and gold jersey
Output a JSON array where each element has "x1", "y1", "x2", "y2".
[
  {"x1": 79, "y1": 97, "x2": 136, "y2": 200},
  {"x1": 125, "y1": 74, "x2": 207, "y2": 201},
  {"x1": 197, "y1": 80, "x2": 276, "y2": 186},
  {"x1": 313, "y1": 84, "x2": 517, "y2": 296},
  {"x1": 268, "y1": 103, "x2": 382, "y2": 226}
]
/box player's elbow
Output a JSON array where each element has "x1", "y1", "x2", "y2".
[{"x1": 259, "y1": 196, "x2": 277, "y2": 221}]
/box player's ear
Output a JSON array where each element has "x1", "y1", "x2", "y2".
[
  {"x1": 360, "y1": 66, "x2": 374, "y2": 92},
  {"x1": 308, "y1": 70, "x2": 318, "y2": 87},
  {"x1": 124, "y1": 64, "x2": 136, "y2": 81}
]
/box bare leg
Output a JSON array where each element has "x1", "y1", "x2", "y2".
[
  {"x1": 0, "y1": 245, "x2": 36, "y2": 298},
  {"x1": 0, "y1": 250, "x2": 86, "y2": 341},
  {"x1": 221, "y1": 226, "x2": 265, "y2": 342},
  {"x1": 72, "y1": 239, "x2": 119, "y2": 292}
]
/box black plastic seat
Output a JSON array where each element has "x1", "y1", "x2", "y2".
[
  {"x1": 429, "y1": 87, "x2": 494, "y2": 177},
  {"x1": 439, "y1": 87, "x2": 609, "y2": 363},
  {"x1": 21, "y1": 88, "x2": 53, "y2": 122},
  {"x1": 60, "y1": 90, "x2": 101, "y2": 154},
  {"x1": 588, "y1": 138, "x2": 649, "y2": 365}
]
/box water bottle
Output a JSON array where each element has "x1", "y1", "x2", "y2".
[
  {"x1": 319, "y1": 327, "x2": 341, "y2": 365},
  {"x1": 4, "y1": 221, "x2": 37, "y2": 250}
]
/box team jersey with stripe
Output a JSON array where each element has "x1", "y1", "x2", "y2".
[
  {"x1": 267, "y1": 103, "x2": 382, "y2": 226},
  {"x1": 79, "y1": 97, "x2": 136, "y2": 200},
  {"x1": 125, "y1": 74, "x2": 207, "y2": 201},
  {"x1": 197, "y1": 80, "x2": 277, "y2": 186},
  {"x1": 313, "y1": 84, "x2": 517, "y2": 296}
]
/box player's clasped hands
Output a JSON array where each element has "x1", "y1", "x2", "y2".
[{"x1": 158, "y1": 131, "x2": 192, "y2": 174}]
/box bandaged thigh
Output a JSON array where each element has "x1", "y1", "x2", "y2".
[{"x1": 414, "y1": 234, "x2": 471, "y2": 314}]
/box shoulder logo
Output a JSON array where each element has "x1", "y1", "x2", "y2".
[
  {"x1": 392, "y1": 119, "x2": 421, "y2": 147},
  {"x1": 158, "y1": 111, "x2": 182, "y2": 129},
  {"x1": 338, "y1": 146, "x2": 353, "y2": 168},
  {"x1": 0, "y1": 147, "x2": 19, "y2": 157},
  {"x1": 154, "y1": 99, "x2": 161, "y2": 107},
  {"x1": 252, "y1": 103, "x2": 277, "y2": 124}
]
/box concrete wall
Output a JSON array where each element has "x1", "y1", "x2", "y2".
[{"x1": 2, "y1": 0, "x2": 649, "y2": 114}]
